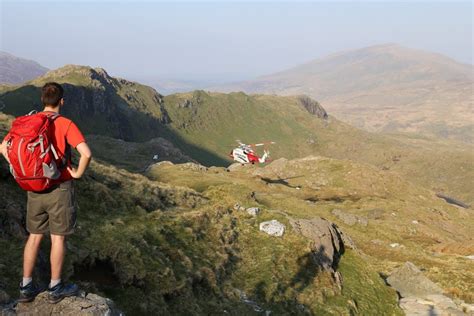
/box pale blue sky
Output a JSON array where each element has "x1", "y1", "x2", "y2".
[{"x1": 1, "y1": 1, "x2": 472, "y2": 82}]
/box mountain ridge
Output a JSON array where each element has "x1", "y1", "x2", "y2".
[
  {"x1": 1, "y1": 64, "x2": 472, "y2": 206},
  {"x1": 211, "y1": 44, "x2": 474, "y2": 143},
  {"x1": 0, "y1": 51, "x2": 48, "y2": 85}
]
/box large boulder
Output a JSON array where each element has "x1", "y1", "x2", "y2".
[{"x1": 15, "y1": 291, "x2": 121, "y2": 316}]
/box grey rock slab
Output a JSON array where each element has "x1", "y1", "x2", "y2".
[
  {"x1": 259, "y1": 220, "x2": 285, "y2": 237},
  {"x1": 387, "y1": 262, "x2": 443, "y2": 298},
  {"x1": 400, "y1": 295, "x2": 465, "y2": 316}
]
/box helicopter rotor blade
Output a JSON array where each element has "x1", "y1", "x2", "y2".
[{"x1": 251, "y1": 141, "x2": 276, "y2": 147}]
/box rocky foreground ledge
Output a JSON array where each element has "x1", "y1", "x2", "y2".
[
  {"x1": 1, "y1": 291, "x2": 122, "y2": 316},
  {"x1": 387, "y1": 262, "x2": 474, "y2": 315}
]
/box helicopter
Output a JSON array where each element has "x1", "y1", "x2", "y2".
[{"x1": 229, "y1": 140, "x2": 275, "y2": 164}]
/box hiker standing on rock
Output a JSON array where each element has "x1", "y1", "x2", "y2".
[{"x1": 0, "y1": 82, "x2": 92, "y2": 303}]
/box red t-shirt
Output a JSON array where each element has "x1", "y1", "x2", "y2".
[{"x1": 3, "y1": 112, "x2": 86, "y2": 183}]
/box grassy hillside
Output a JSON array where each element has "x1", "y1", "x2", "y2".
[
  {"x1": 0, "y1": 114, "x2": 405, "y2": 315},
  {"x1": 0, "y1": 65, "x2": 228, "y2": 165},
  {"x1": 147, "y1": 157, "x2": 474, "y2": 305},
  {"x1": 212, "y1": 44, "x2": 474, "y2": 143},
  {"x1": 1, "y1": 107, "x2": 472, "y2": 314},
  {"x1": 1, "y1": 65, "x2": 472, "y2": 206},
  {"x1": 162, "y1": 91, "x2": 474, "y2": 205}
]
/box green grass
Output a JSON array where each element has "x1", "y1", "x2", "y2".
[
  {"x1": 161, "y1": 91, "x2": 473, "y2": 205},
  {"x1": 1, "y1": 112, "x2": 408, "y2": 314},
  {"x1": 148, "y1": 156, "x2": 474, "y2": 305}
]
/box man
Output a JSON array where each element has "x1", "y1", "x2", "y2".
[{"x1": 0, "y1": 82, "x2": 92, "y2": 304}]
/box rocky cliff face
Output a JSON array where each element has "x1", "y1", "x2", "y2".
[
  {"x1": 298, "y1": 95, "x2": 328, "y2": 119},
  {"x1": 0, "y1": 65, "x2": 171, "y2": 142}
]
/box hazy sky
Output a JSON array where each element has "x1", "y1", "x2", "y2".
[{"x1": 1, "y1": 1, "x2": 472, "y2": 81}]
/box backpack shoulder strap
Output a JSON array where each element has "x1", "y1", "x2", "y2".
[
  {"x1": 39, "y1": 112, "x2": 61, "y2": 123},
  {"x1": 27, "y1": 110, "x2": 61, "y2": 121},
  {"x1": 45, "y1": 112, "x2": 61, "y2": 121}
]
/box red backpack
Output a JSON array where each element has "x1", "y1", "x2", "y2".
[{"x1": 5, "y1": 111, "x2": 63, "y2": 192}]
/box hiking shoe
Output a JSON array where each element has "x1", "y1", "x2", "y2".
[
  {"x1": 47, "y1": 282, "x2": 79, "y2": 304},
  {"x1": 18, "y1": 281, "x2": 42, "y2": 303}
]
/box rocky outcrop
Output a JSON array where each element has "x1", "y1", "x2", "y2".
[
  {"x1": 297, "y1": 95, "x2": 328, "y2": 119},
  {"x1": 387, "y1": 262, "x2": 472, "y2": 315},
  {"x1": 288, "y1": 217, "x2": 355, "y2": 292},
  {"x1": 1, "y1": 65, "x2": 172, "y2": 142},
  {"x1": 290, "y1": 217, "x2": 355, "y2": 272},
  {"x1": 13, "y1": 292, "x2": 122, "y2": 316},
  {"x1": 178, "y1": 162, "x2": 208, "y2": 172},
  {"x1": 227, "y1": 163, "x2": 245, "y2": 172}
]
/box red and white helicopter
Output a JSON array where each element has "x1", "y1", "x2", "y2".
[{"x1": 229, "y1": 140, "x2": 275, "y2": 164}]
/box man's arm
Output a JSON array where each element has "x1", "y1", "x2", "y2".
[
  {"x1": 67, "y1": 142, "x2": 92, "y2": 179},
  {"x1": 0, "y1": 140, "x2": 10, "y2": 163}
]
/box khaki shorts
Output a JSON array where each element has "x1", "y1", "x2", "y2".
[{"x1": 26, "y1": 180, "x2": 77, "y2": 235}]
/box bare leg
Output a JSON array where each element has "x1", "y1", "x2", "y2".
[
  {"x1": 23, "y1": 233, "x2": 44, "y2": 278},
  {"x1": 50, "y1": 234, "x2": 66, "y2": 280}
]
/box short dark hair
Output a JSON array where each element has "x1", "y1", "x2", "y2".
[{"x1": 41, "y1": 82, "x2": 64, "y2": 106}]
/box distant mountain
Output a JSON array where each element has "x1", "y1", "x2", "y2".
[
  {"x1": 213, "y1": 44, "x2": 474, "y2": 143},
  {"x1": 0, "y1": 52, "x2": 48, "y2": 84}
]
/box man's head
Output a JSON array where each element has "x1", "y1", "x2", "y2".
[{"x1": 41, "y1": 82, "x2": 64, "y2": 108}]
